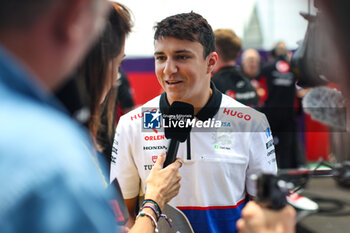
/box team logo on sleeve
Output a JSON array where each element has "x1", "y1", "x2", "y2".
[
  {"x1": 266, "y1": 139, "x2": 274, "y2": 149},
  {"x1": 265, "y1": 127, "x2": 271, "y2": 138},
  {"x1": 143, "y1": 110, "x2": 162, "y2": 129}
]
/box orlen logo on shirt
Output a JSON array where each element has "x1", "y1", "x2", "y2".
[
  {"x1": 144, "y1": 135, "x2": 165, "y2": 141},
  {"x1": 222, "y1": 108, "x2": 251, "y2": 121}
]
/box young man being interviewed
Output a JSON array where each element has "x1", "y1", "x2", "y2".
[{"x1": 111, "y1": 12, "x2": 277, "y2": 233}]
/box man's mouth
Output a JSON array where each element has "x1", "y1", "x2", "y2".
[{"x1": 166, "y1": 80, "x2": 182, "y2": 85}]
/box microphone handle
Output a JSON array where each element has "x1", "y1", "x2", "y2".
[{"x1": 163, "y1": 139, "x2": 180, "y2": 168}]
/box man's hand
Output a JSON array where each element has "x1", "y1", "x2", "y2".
[
  {"x1": 144, "y1": 152, "x2": 183, "y2": 210},
  {"x1": 237, "y1": 201, "x2": 296, "y2": 233}
]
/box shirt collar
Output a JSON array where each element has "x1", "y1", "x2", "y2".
[{"x1": 159, "y1": 81, "x2": 222, "y2": 121}]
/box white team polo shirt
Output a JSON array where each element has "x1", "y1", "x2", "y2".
[{"x1": 111, "y1": 84, "x2": 277, "y2": 233}]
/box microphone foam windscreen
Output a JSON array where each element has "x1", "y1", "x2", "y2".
[
  {"x1": 302, "y1": 86, "x2": 346, "y2": 129},
  {"x1": 164, "y1": 101, "x2": 194, "y2": 142}
]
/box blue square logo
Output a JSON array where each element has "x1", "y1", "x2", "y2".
[{"x1": 143, "y1": 111, "x2": 161, "y2": 129}]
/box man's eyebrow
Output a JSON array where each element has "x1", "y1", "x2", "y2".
[
  {"x1": 154, "y1": 50, "x2": 194, "y2": 56},
  {"x1": 154, "y1": 51, "x2": 164, "y2": 56},
  {"x1": 174, "y1": 49, "x2": 193, "y2": 54}
]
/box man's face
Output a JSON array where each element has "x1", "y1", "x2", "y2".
[
  {"x1": 243, "y1": 57, "x2": 260, "y2": 79},
  {"x1": 154, "y1": 37, "x2": 214, "y2": 106}
]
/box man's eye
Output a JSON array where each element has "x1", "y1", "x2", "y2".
[
  {"x1": 177, "y1": 55, "x2": 189, "y2": 60},
  {"x1": 155, "y1": 56, "x2": 166, "y2": 61}
]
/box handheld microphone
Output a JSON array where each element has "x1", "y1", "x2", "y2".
[
  {"x1": 255, "y1": 174, "x2": 290, "y2": 210},
  {"x1": 163, "y1": 101, "x2": 194, "y2": 167},
  {"x1": 302, "y1": 86, "x2": 346, "y2": 130}
]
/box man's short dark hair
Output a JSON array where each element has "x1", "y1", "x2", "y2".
[
  {"x1": 154, "y1": 12, "x2": 215, "y2": 58},
  {"x1": 214, "y1": 29, "x2": 242, "y2": 62}
]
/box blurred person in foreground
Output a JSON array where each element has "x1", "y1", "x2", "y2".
[
  {"x1": 111, "y1": 12, "x2": 277, "y2": 233},
  {"x1": 237, "y1": 0, "x2": 350, "y2": 232},
  {"x1": 241, "y1": 49, "x2": 266, "y2": 107},
  {"x1": 212, "y1": 29, "x2": 258, "y2": 107},
  {"x1": 0, "y1": 0, "x2": 121, "y2": 232},
  {"x1": 258, "y1": 41, "x2": 302, "y2": 169},
  {"x1": 56, "y1": 2, "x2": 183, "y2": 233}
]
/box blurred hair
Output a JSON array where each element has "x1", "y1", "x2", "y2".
[
  {"x1": 78, "y1": 2, "x2": 132, "y2": 151},
  {"x1": 272, "y1": 41, "x2": 288, "y2": 58},
  {"x1": 214, "y1": 29, "x2": 242, "y2": 62},
  {"x1": 154, "y1": 12, "x2": 215, "y2": 58}
]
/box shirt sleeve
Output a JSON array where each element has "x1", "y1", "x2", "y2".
[
  {"x1": 0, "y1": 116, "x2": 118, "y2": 233},
  {"x1": 110, "y1": 115, "x2": 140, "y2": 199},
  {"x1": 246, "y1": 113, "x2": 277, "y2": 196}
]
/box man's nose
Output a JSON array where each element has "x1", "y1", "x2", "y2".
[{"x1": 163, "y1": 59, "x2": 178, "y2": 76}]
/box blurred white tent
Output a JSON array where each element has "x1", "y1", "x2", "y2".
[{"x1": 111, "y1": 0, "x2": 316, "y2": 57}]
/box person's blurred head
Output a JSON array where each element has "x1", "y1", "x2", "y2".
[
  {"x1": 241, "y1": 49, "x2": 261, "y2": 79},
  {"x1": 78, "y1": 2, "x2": 132, "y2": 146},
  {"x1": 153, "y1": 12, "x2": 218, "y2": 108},
  {"x1": 213, "y1": 28, "x2": 242, "y2": 73},
  {"x1": 0, "y1": 0, "x2": 110, "y2": 90},
  {"x1": 272, "y1": 41, "x2": 288, "y2": 58}
]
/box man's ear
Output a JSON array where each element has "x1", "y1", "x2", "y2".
[
  {"x1": 207, "y1": 51, "x2": 218, "y2": 74},
  {"x1": 52, "y1": 0, "x2": 90, "y2": 44}
]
